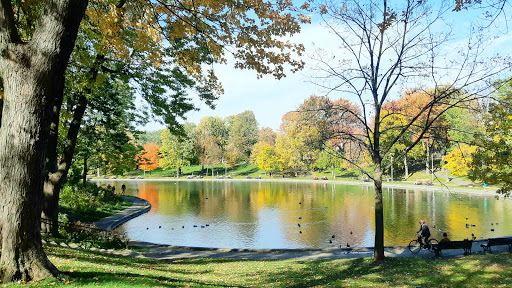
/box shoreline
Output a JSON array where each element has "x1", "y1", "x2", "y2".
[{"x1": 93, "y1": 177, "x2": 503, "y2": 198}]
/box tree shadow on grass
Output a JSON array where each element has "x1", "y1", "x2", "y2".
[
  {"x1": 47, "y1": 244, "x2": 512, "y2": 287},
  {"x1": 259, "y1": 255, "x2": 512, "y2": 287},
  {"x1": 67, "y1": 271, "x2": 243, "y2": 287}
]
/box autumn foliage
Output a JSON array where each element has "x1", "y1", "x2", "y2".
[{"x1": 136, "y1": 143, "x2": 160, "y2": 172}]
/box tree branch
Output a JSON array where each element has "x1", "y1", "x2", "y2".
[{"x1": 0, "y1": 0, "x2": 21, "y2": 46}]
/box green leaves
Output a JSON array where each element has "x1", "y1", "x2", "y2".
[{"x1": 469, "y1": 78, "x2": 512, "y2": 193}]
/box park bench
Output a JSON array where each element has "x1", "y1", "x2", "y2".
[
  {"x1": 433, "y1": 240, "x2": 473, "y2": 257},
  {"x1": 481, "y1": 237, "x2": 512, "y2": 254}
]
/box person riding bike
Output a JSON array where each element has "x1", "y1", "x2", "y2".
[{"x1": 416, "y1": 220, "x2": 431, "y2": 247}]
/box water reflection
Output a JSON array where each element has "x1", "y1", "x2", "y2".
[{"x1": 97, "y1": 180, "x2": 512, "y2": 249}]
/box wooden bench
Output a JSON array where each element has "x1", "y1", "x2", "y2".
[
  {"x1": 481, "y1": 237, "x2": 512, "y2": 253},
  {"x1": 433, "y1": 240, "x2": 473, "y2": 257}
]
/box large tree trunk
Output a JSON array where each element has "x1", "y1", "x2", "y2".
[
  {"x1": 41, "y1": 74, "x2": 64, "y2": 236},
  {"x1": 42, "y1": 94, "x2": 88, "y2": 236},
  {"x1": 0, "y1": 69, "x2": 59, "y2": 281},
  {"x1": 373, "y1": 163, "x2": 385, "y2": 260},
  {"x1": 0, "y1": 0, "x2": 88, "y2": 282}
]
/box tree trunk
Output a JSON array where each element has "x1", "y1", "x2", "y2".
[
  {"x1": 0, "y1": 70, "x2": 59, "y2": 281},
  {"x1": 83, "y1": 154, "x2": 88, "y2": 185},
  {"x1": 373, "y1": 163, "x2": 385, "y2": 260},
  {"x1": 0, "y1": 0, "x2": 88, "y2": 282},
  {"x1": 41, "y1": 73, "x2": 64, "y2": 236},
  {"x1": 42, "y1": 94, "x2": 87, "y2": 236},
  {"x1": 404, "y1": 156, "x2": 409, "y2": 180},
  {"x1": 425, "y1": 143, "x2": 429, "y2": 174},
  {"x1": 0, "y1": 98, "x2": 3, "y2": 127}
]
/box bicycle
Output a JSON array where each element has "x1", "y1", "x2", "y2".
[{"x1": 408, "y1": 235, "x2": 439, "y2": 254}]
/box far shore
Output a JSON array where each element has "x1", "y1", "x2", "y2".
[{"x1": 92, "y1": 176, "x2": 504, "y2": 198}]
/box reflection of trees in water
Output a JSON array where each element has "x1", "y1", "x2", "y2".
[
  {"x1": 113, "y1": 181, "x2": 512, "y2": 248},
  {"x1": 383, "y1": 189, "x2": 512, "y2": 245},
  {"x1": 136, "y1": 182, "x2": 160, "y2": 212}
]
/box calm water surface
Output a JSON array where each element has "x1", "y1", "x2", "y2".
[{"x1": 98, "y1": 180, "x2": 512, "y2": 249}]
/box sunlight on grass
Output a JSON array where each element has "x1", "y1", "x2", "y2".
[{"x1": 24, "y1": 245, "x2": 512, "y2": 287}]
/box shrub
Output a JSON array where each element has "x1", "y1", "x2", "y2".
[{"x1": 60, "y1": 183, "x2": 101, "y2": 213}]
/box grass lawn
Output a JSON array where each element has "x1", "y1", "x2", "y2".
[
  {"x1": 60, "y1": 197, "x2": 133, "y2": 223},
  {"x1": 12, "y1": 245, "x2": 512, "y2": 287}
]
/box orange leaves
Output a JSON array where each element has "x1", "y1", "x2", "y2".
[
  {"x1": 136, "y1": 143, "x2": 160, "y2": 172},
  {"x1": 319, "y1": 4, "x2": 328, "y2": 15},
  {"x1": 298, "y1": 14, "x2": 312, "y2": 24}
]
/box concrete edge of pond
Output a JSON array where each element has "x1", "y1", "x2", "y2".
[
  {"x1": 93, "y1": 196, "x2": 151, "y2": 231},
  {"x1": 75, "y1": 239, "x2": 509, "y2": 261}
]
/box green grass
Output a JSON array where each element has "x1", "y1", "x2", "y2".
[
  {"x1": 14, "y1": 245, "x2": 512, "y2": 287},
  {"x1": 60, "y1": 198, "x2": 132, "y2": 223}
]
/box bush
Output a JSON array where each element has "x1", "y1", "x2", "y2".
[
  {"x1": 60, "y1": 183, "x2": 101, "y2": 213},
  {"x1": 59, "y1": 181, "x2": 129, "y2": 222}
]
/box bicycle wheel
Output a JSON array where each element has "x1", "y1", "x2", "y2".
[
  {"x1": 408, "y1": 239, "x2": 421, "y2": 254},
  {"x1": 428, "y1": 239, "x2": 439, "y2": 252}
]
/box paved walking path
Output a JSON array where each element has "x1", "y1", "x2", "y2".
[
  {"x1": 84, "y1": 195, "x2": 512, "y2": 261},
  {"x1": 94, "y1": 196, "x2": 151, "y2": 231}
]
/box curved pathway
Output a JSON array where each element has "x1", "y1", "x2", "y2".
[
  {"x1": 86, "y1": 195, "x2": 511, "y2": 261},
  {"x1": 94, "y1": 196, "x2": 151, "y2": 231}
]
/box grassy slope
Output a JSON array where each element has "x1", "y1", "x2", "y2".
[{"x1": 17, "y1": 244, "x2": 512, "y2": 287}]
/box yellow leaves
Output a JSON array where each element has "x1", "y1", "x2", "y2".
[
  {"x1": 86, "y1": 1, "x2": 165, "y2": 64},
  {"x1": 443, "y1": 144, "x2": 477, "y2": 176}
]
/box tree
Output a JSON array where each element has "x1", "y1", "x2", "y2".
[
  {"x1": 195, "y1": 116, "x2": 229, "y2": 174},
  {"x1": 251, "y1": 142, "x2": 282, "y2": 176},
  {"x1": 309, "y1": 0, "x2": 507, "y2": 260},
  {"x1": 444, "y1": 143, "x2": 478, "y2": 176},
  {"x1": 0, "y1": 0, "x2": 87, "y2": 281},
  {"x1": 136, "y1": 143, "x2": 160, "y2": 176},
  {"x1": 314, "y1": 141, "x2": 344, "y2": 177},
  {"x1": 259, "y1": 127, "x2": 277, "y2": 146},
  {"x1": 137, "y1": 130, "x2": 164, "y2": 146},
  {"x1": 159, "y1": 123, "x2": 196, "y2": 177},
  {"x1": 42, "y1": 71, "x2": 139, "y2": 235},
  {"x1": 35, "y1": 0, "x2": 308, "y2": 262},
  {"x1": 1, "y1": 0, "x2": 306, "y2": 282},
  {"x1": 227, "y1": 110, "x2": 259, "y2": 159},
  {"x1": 470, "y1": 78, "x2": 512, "y2": 193}
]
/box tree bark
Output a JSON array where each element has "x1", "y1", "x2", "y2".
[
  {"x1": 42, "y1": 94, "x2": 88, "y2": 236},
  {"x1": 404, "y1": 156, "x2": 409, "y2": 180},
  {"x1": 41, "y1": 75, "x2": 64, "y2": 236},
  {"x1": 373, "y1": 163, "x2": 385, "y2": 260},
  {"x1": 0, "y1": 0, "x2": 88, "y2": 282},
  {"x1": 0, "y1": 66, "x2": 59, "y2": 281},
  {"x1": 83, "y1": 154, "x2": 88, "y2": 185}
]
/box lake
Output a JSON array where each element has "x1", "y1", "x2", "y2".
[{"x1": 97, "y1": 180, "x2": 512, "y2": 249}]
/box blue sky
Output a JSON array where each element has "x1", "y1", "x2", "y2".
[{"x1": 140, "y1": 1, "x2": 512, "y2": 132}]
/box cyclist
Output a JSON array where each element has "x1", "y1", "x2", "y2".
[{"x1": 416, "y1": 220, "x2": 431, "y2": 247}]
